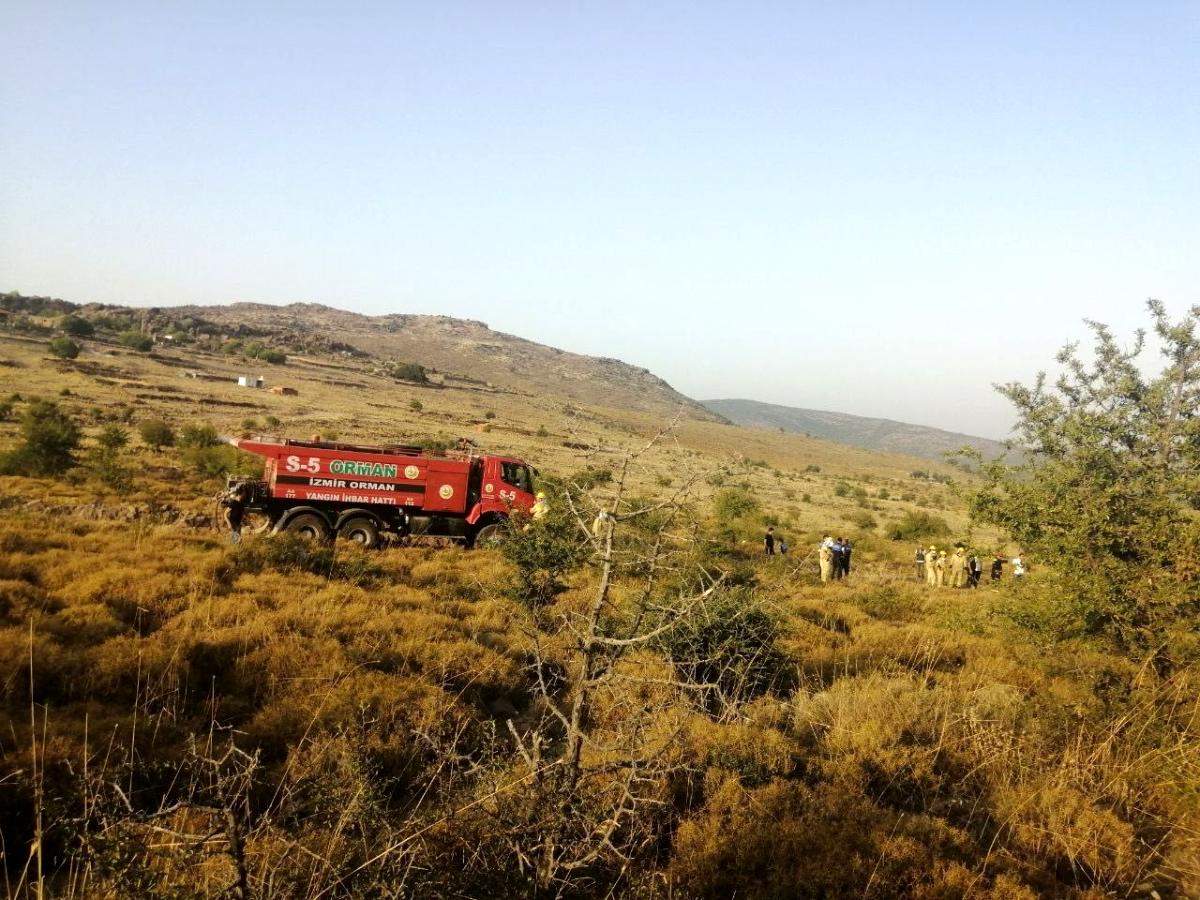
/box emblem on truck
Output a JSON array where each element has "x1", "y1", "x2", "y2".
[
  {"x1": 439, "y1": 485, "x2": 454, "y2": 499},
  {"x1": 404, "y1": 465, "x2": 420, "y2": 479}
]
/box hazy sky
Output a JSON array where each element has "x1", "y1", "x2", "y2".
[{"x1": 2, "y1": 2, "x2": 1197, "y2": 438}]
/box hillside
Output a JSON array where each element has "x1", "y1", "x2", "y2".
[
  {"x1": 167, "y1": 301, "x2": 718, "y2": 420},
  {"x1": 704, "y1": 397, "x2": 1010, "y2": 462}
]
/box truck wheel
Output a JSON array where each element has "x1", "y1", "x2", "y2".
[
  {"x1": 472, "y1": 522, "x2": 506, "y2": 547},
  {"x1": 338, "y1": 517, "x2": 379, "y2": 549},
  {"x1": 283, "y1": 513, "x2": 330, "y2": 541}
]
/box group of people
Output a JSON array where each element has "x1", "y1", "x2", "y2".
[
  {"x1": 818, "y1": 535, "x2": 852, "y2": 582},
  {"x1": 915, "y1": 546, "x2": 1025, "y2": 587}
]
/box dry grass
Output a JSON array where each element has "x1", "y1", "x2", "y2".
[{"x1": 0, "y1": 332, "x2": 1195, "y2": 897}]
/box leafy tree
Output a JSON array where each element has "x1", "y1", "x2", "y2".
[
  {"x1": 119, "y1": 331, "x2": 153, "y2": 352},
  {"x1": 60, "y1": 314, "x2": 94, "y2": 337},
  {"x1": 138, "y1": 418, "x2": 175, "y2": 449},
  {"x1": 260, "y1": 349, "x2": 287, "y2": 364},
  {"x1": 0, "y1": 400, "x2": 80, "y2": 476},
  {"x1": 966, "y1": 301, "x2": 1200, "y2": 665},
  {"x1": 48, "y1": 337, "x2": 80, "y2": 359}
]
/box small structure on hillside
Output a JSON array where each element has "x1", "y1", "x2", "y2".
[{"x1": 237, "y1": 374, "x2": 265, "y2": 389}]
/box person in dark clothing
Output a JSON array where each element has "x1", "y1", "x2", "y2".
[
  {"x1": 841, "y1": 540, "x2": 853, "y2": 577},
  {"x1": 222, "y1": 483, "x2": 251, "y2": 545},
  {"x1": 990, "y1": 555, "x2": 1004, "y2": 582},
  {"x1": 967, "y1": 553, "x2": 982, "y2": 588},
  {"x1": 832, "y1": 537, "x2": 845, "y2": 579},
  {"x1": 764, "y1": 526, "x2": 775, "y2": 556},
  {"x1": 915, "y1": 546, "x2": 926, "y2": 581},
  {"x1": 778, "y1": 539, "x2": 788, "y2": 555}
]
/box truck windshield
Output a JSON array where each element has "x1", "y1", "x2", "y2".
[{"x1": 501, "y1": 462, "x2": 532, "y2": 493}]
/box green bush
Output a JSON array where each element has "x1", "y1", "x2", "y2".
[
  {"x1": 659, "y1": 588, "x2": 790, "y2": 711},
  {"x1": 88, "y1": 424, "x2": 133, "y2": 492},
  {"x1": 0, "y1": 400, "x2": 80, "y2": 476},
  {"x1": 500, "y1": 509, "x2": 585, "y2": 605},
  {"x1": 178, "y1": 422, "x2": 220, "y2": 449},
  {"x1": 712, "y1": 487, "x2": 759, "y2": 521},
  {"x1": 886, "y1": 510, "x2": 951, "y2": 541},
  {"x1": 387, "y1": 361, "x2": 428, "y2": 383},
  {"x1": 48, "y1": 337, "x2": 80, "y2": 359},
  {"x1": 59, "y1": 315, "x2": 94, "y2": 337},
  {"x1": 118, "y1": 331, "x2": 152, "y2": 352},
  {"x1": 573, "y1": 465, "x2": 613, "y2": 489},
  {"x1": 138, "y1": 418, "x2": 175, "y2": 449},
  {"x1": 850, "y1": 510, "x2": 876, "y2": 530},
  {"x1": 409, "y1": 399, "x2": 423, "y2": 412}
]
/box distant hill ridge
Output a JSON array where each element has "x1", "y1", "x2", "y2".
[
  {"x1": 4, "y1": 292, "x2": 716, "y2": 420},
  {"x1": 703, "y1": 398, "x2": 1008, "y2": 462}
]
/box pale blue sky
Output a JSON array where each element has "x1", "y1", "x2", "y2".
[{"x1": 2, "y1": 2, "x2": 1197, "y2": 438}]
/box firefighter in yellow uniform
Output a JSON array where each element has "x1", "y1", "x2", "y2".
[
  {"x1": 949, "y1": 546, "x2": 968, "y2": 587},
  {"x1": 925, "y1": 547, "x2": 939, "y2": 586},
  {"x1": 935, "y1": 550, "x2": 947, "y2": 586},
  {"x1": 531, "y1": 491, "x2": 549, "y2": 521},
  {"x1": 819, "y1": 537, "x2": 834, "y2": 583}
]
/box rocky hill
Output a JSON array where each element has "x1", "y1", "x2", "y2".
[
  {"x1": 703, "y1": 397, "x2": 1010, "y2": 462},
  {"x1": 168, "y1": 301, "x2": 716, "y2": 419}
]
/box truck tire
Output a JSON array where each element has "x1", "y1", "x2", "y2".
[
  {"x1": 283, "y1": 512, "x2": 330, "y2": 541},
  {"x1": 472, "y1": 521, "x2": 506, "y2": 547},
  {"x1": 338, "y1": 517, "x2": 380, "y2": 549}
]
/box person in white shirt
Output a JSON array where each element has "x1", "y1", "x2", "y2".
[{"x1": 1011, "y1": 556, "x2": 1026, "y2": 579}]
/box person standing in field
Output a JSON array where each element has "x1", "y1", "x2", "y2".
[
  {"x1": 991, "y1": 555, "x2": 1004, "y2": 582},
  {"x1": 764, "y1": 526, "x2": 775, "y2": 556},
  {"x1": 531, "y1": 491, "x2": 550, "y2": 521},
  {"x1": 935, "y1": 550, "x2": 947, "y2": 586},
  {"x1": 222, "y1": 482, "x2": 251, "y2": 545},
  {"x1": 925, "y1": 547, "x2": 939, "y2": 586},
  {"x1": 841, "y1": 539, "x2": 853, "y2": 578},
  {"x1": 915, "y1": 546, "x2": 926, "y2": 581},
  {"x1": 819, "y1": 537, "x2": 834, "y2": 583},
  {"x1": 949, "y1": 545, "x2": 968, "y2": 587},
  {"x1": 832, "y1": 537, "x2": 846, "y2": 579},
  {"x1": 967, "y1": 552, "x2": 982, "y2": 588},
  {"x1": 778, "y1": 538, "x2": 788, "y2": 555},
  {"x1": 1012, "y1": 556, "x2": 1026, "y2": 579}
]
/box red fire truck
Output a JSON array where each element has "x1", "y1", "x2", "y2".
[{"x1": 227, "y1": 437, "x2": 537, "y2": 547}]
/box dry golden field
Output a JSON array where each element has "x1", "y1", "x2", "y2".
[{"x1": 0, "y1": 311, "x2": 1196, "y2": 898}]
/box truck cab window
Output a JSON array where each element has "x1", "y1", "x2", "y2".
[{"x1": 502, "y1": 462, "x2": 532, "y2": 493}]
